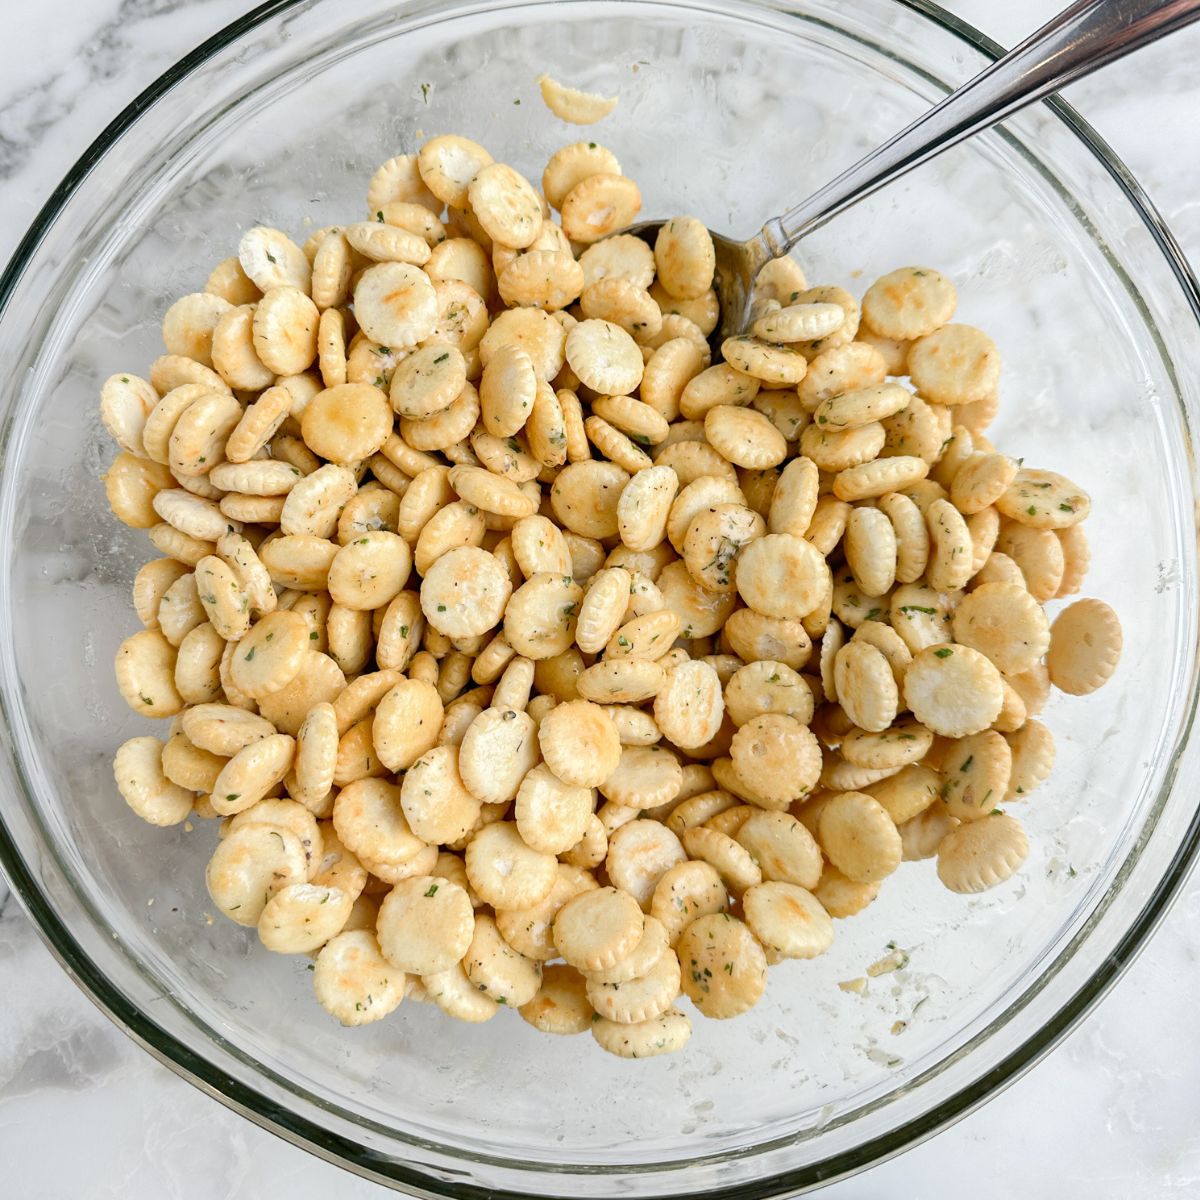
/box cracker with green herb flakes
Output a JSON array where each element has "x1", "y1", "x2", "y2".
[
  {"x1": 207, "y1": 822, "x2": 307, "y2": 926},
  {"x1": 677, "y1": 913, "x2": 766, "y2": 1019},
  {"x1": 661, "y1": 789, "x2": 733, "y2": 835},
  {"x1": 644, "y1": 216, "x2": 713, "y2": 303},
  {"x1": 209, "y1": 733, "x2": 295, "y2": 816},
  {"x1": 951, "y1": 581, "x2": 1050, "y2": 676},
  {"x1": 314, "y1": 930, "x2": 407, "y2": 1026},
  {"x1": 841, "y1": 719, "x2": 932, "y2": 770},
  {"x1": 461, "y1": 912, "x2": 542, "y2": 1008},
  {"x1": 904, "y1": 643, "x2": 1004, "y2": 737},
  {"x1": 586, "y1": 945, "x2": 681, "y2": 1025},
  {"x1": 592, "y1": 1005, "x2": 692, "y2": 1058},
  {"x1": 734, "y1": 810, "x2": 822, "y2": 891},
  {"x1": 753, "y1": 300, "x2": 844, "y2": 344},
  {"x1": 238, "y1": 225, "x2": 311, "y2": 294},
  {"x1": 1004, "y1": 719, "x2": 1056, "y2": 800},
  {"x1": 939, "y1": 730, "x2": 1012, "y2": 822},
  {"x1": 170, "y1": 624, "x2": 224, "y2": 705},
  {"x1": 396, "y1": 744, "x2": 480, "y2": 845},
  {"x1": 722, "y1": 660, "x2": 808, "y2": 728},
  {"x1": 114, "y1": 629, "x2": 185, "y2": 718},
  {"x1": 996, "y1": 467, "x2": 1091, "y2": 530},
  {"x1": 258, "y1": 882, "x2": 352, "y2": 955},
  {"x1": 889, "y1": 583, "x2": 952, "y2": 654}
]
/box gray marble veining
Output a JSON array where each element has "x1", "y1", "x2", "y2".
[{"x1": 2, "y1": 1, "x2": 1200, "y2": 1197}]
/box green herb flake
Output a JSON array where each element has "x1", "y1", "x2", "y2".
[
  {"x1": 420, "y1": 82, "x2": 431, "y2": 103},
  {"x1": 309, "y1": 631, "x2": 319, "y2": 640},
  {"x1": 933, "y1": 647, "x2": 953, "y2": 658},
  {"x1": 424, "y1": 883, "x2": 439, "y2": 897},
  {"x1": 1026, "y1": 505, "x2": 1038, "y2": 517}
]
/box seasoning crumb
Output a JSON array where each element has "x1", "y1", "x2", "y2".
[{"x1": 867, "y1": 947, "x2": 910, "y2": 977}]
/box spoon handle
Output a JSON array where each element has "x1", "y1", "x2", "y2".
[{"x1": 762, "y1": 0, "x2": 1200, "y2": 255}]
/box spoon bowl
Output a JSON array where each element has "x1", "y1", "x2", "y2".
[{"x1": 627, "y1": 220, "x2": 771, "y2": 344}]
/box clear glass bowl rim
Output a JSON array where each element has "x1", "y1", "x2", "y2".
[{"x1": 1, "y1": 1, "x2": 1199, "y2": 1196}]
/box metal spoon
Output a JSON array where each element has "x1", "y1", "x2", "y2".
[{"x1": 625, "y1": 0, "x2": 1200, "y2": 344}]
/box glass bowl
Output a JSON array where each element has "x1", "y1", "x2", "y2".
[{"x1": 1, "y1": 0, "x2": 1198, "y2": 1195}]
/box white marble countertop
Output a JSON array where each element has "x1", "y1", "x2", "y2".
[{"x1": 3, "y1": 1, "x2": 1200, "y2": 1196}]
